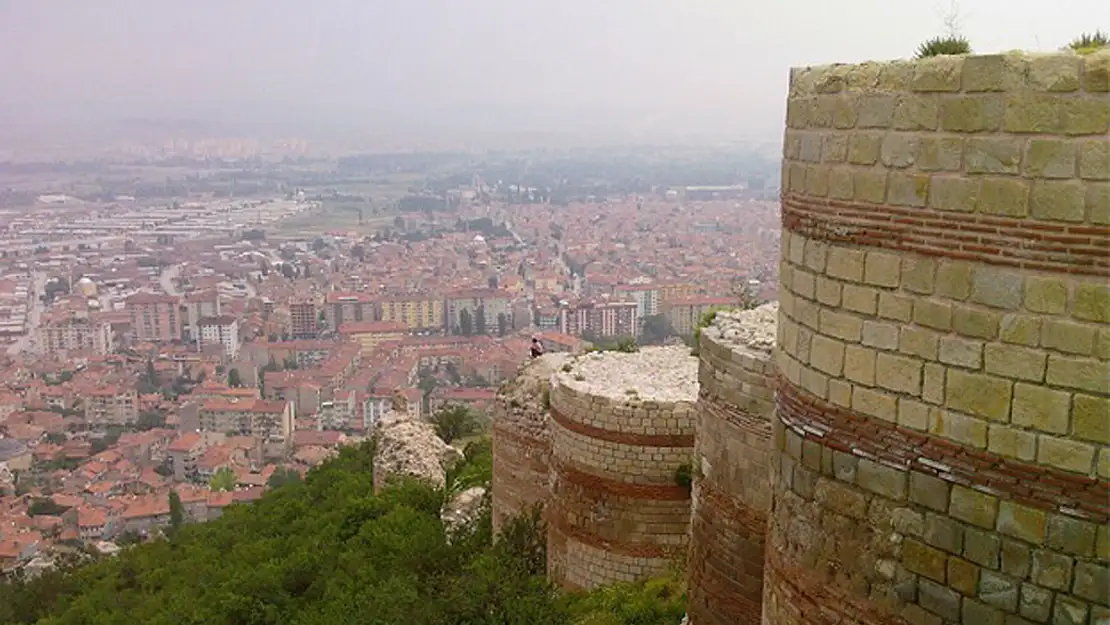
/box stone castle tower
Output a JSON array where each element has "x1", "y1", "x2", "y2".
[{"x1": 492, "y1": 50, "x2": 1109, "y2": 625}]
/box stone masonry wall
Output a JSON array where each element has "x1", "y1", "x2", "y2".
[
  {"x1": 546, "y1": 346, "x2": 698, "y2": 590},
  {"x1": 491, "y1": 353, "x2": 570, "y2": 534},
  {"x1": 687, "y1": 304, "x2": 778, "y2": 625},
  {"x1": 769, "y1": 51, "x2": 1109, "y2": 625}
]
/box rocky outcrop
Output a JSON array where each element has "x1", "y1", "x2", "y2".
[
  {"x1": 372, "y1": 413, "x2": 463, "y2": 493},
  {"x1": 442, "y1": 486, "x2": 488, "y2": 533}
]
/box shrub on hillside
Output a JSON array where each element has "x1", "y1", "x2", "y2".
[{"x1": 1067, "y1": 30, "x2": 1109, "y2": 54}]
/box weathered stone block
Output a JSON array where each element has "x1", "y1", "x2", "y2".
[
  {"x1": 1001, "y1": 539, "x2": 1031, "y2": 578},
  {"x1": 988, "y1": 424, "x2": 1037, "y2": 461},
  {"x1": 964, "y1": 526, "x2": 1001, "y2": 568},
  {"x1": 844, "y1": 344, "x2": 877, "y2": 385},
  {"x1": 1052, "y1": 595, "x2": 1090, "y2": 625},
  {"x1": 967, "y1": 136, "x2": 1024, "y2": 174},
  {"x1": 901, "y1": 326, "x2": 940, "y2": 360},
  {"x1": 946, "y1": 370, "x2": 1013, "y2": 421},
  {"x1": 924, "y1": 512, "x2": 964, "y2": 554},
  {"x1": 997, "y1": 501, "x2": 1047, "y2": 545},
  {"x1": 848, "y1": 132, "x2": 883, "y2": 165},
  {"x1": 852, "y1": 386, "x2": 897, "y2": 422},
  {"x1": 1024, "y1": 276, "x2": 1069, "y2": 315},
  {"x1": 879, "y1": 292, "x2": 914, "y2": 322},
  {"x1": 831, "y1": 96, "x2": 859, "y2": 129},
  {"x1": 1079, "y1": 138, "x2": 1110, "y2": 180},
  {"x1": 928, "y1": 175, "x2": 978, "y2": 212},
  {"x1": 887, "y1": 172, "x2": 930, "y2": 207},
  {"x1": 972, "y1": 266, "x2": 1025, "y2": 310},
  {"x1": 953, "y1": 305, "x2": 1002, "y2": 339},
  {"x1": 939, "y1": 335, "x2": 983, "y2": 369},
  {"x1": 1011, "y1": 382, "x2": 1070, "y2": 434},
  {"x1": 1001, "y1": 314, "x2": 1042, "y2": 347},
  {"x1": 863, "y1": 320, "x2": 900, "y2": 350},
  {"x1": 919, "y1": 578, "x2": 962, "y2": 621},
  {"x1": 942, "y1": 95, "x2": 1004, "y2": 131},
  {"x1": 979, "y1": 569, "x2": 1020, "y2": 613},
  {"x1": 1019, "y1": 583, "x2": 1054, "y2": 622},
  {"x1": 1073, "y1": 393, "x2": 1110, "y2": 445},
  {"x1": 1028, "y1": 54, "x2": 1082, "y2": 91},
  {"x1": 1024, "y1": 138, "x2": 1078, "y2": 178},
  {"x1": 858, "y1": 95, "x2": 896, "y2": 128},
  {"x1": 1031, "y1": 549, "x2": 1074, "y2": 591},
  {"x1": 820, "y1": 309, "x2": 863, "y2": 341},
  {"x1": 910, "y1": 471, "x2": 950, "y2": 513},
  {"x1": 1041, "y1": 319, "x2": 1096, "y2": 355},
  {"x1": 898, "y1": 398, "x2": 931, "y2": 430},
  {"x1": 893, "y1": 95, "x2": 940, "y2": 130},
  {"x1": 842, "y1": 283, "x2": 878, "y2": 314},
  {"x1": 963, "y1": 54, "x2": 1028, "y2": 92},
  {"x1": 857, "y1": 458, "x2": 907, "y2": 500},
  {"x1": 949, "y1": 556, "x2": 981, "y2": 595},
  {"x1": 977, "y1": 177, "x2": 1030, "y2": 217},
  {"x1": 852, "y1": 169, "x2": 887, "y2": 203},
  {"x1": 913, "y1": 299, "x2": 953, "y2": 332},
  {"x1": 814, "y1": 477, "x2": 869, "y2": 519},
  {"x1": 876, "y1": 352, "x2": 923, "y2": 395},
  {"x1": 827, "y1": 166, "x2": 854, "y2": 199},
  {"x1": 1047, "y1": 514, "x2": 1098, "y2": 557},
  {"x1": 950, "y1": 485, "x2": 1000, "y2": 530},
  {"x1": 1046, "y1": 355, "x2": 1110, "y2": 394},
  {"x1": 1085, "y1": 49, "x2": 1110, "y2": 91},
  {"x1": 917, "y1": 136, "x2": 964, "y2": 171},
  {"x1": 877, "y1": 60, "x2": 914, "y2": 91},
  {"x1": 827, "y1": 247, "x2": 866, "y2": 282},
  {"x1": 902, "y1": 256, "x2": 936, "y2": 295},
  {"x1": 1037, "y1": 434, "x2": 1096, "y2": 474},
  {"x1": 1030, "y1": 180, "x2": 1086, "y2": 222},
  {"x1": 1073, "y1": 282, "x2": 1110, "y2": 323},
  {"x1": 1004, "y1": 93, "x2": 1065, "y2": 133},
  {"x1": 935, "y1": 260, "x2": 974, "y2": 300},
  {"x1": 805, "y1": 165, "x2": 830, "y2": 196},
  {"x1": 985, "y1": 343, "x2": 1047, "y2": 382},
  {"x1": 1089, "y1": 182, "x2": 1110, "y2": 225},
  {"x1": 880, "y1": 133, "x2": 920, "y2": 168},
  {"x1": 923, "y1": 363, "x2": 946, "y2": 405},
  {"x1": 912, "y1": 56, "x2": 963, "y2": 92},
  {"x1": 864, "y1": 251, "x2": 901, "y2": 287},
  {"x1": 1062, "y1": 98, "x2": 1110, "y2": 135},
  {"x1": 809, "y1": 334, "x2": 845, "y2": 376},
  {"x1": 1073, "y1": 562, "x2": 1108, "y2": 605}
]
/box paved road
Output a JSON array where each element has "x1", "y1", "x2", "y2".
[
  {"x1": 159, "y1": 264, "x2": 181, "y2": 296},
  {"x1": 6, "y1": 272, "x2": 46, "y2": 357}
]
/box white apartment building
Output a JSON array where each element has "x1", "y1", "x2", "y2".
[
  {"x1": 39, "y1": 312, "x2": 114, "y2": 356},
  {"x1": 198, "y1": 315, "x2": 240, "y2": 358}
]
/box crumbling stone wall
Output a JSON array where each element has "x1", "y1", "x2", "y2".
[
  {"x1": 546, "y1": 346, "x2": 698, "y2": 590},
  {"x1": 686, "y1": 304, "x2": 778, "y2": 625},
  {"x1": 490, "y1": 353, "x2": 570, "y2": 534},
  {"x1": 769, "y1": 51, "x2": 1109, "y2": 625}
]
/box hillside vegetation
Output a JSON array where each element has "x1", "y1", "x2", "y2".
[{"x1": 0, "y1": 441, "x2": 685, "y2": 625}]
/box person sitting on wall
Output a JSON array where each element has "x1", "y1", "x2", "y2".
[{"x1": 530, "y1": 336, "x2": 545, "y2": 359}]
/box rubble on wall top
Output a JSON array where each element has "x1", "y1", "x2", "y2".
[
  {"x1": 703, "y1": 301, "x2": 778, "y2": 354},
  {"x1": 555, "y1": 345, "x2": 698, "y2": 404}
]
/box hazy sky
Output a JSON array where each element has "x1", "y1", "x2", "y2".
[{"x1": 0, "y1": 0, "x2": 1105, "y2": 142}]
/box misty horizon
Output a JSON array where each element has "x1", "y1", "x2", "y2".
[{"x1": 1, "y1": 0, "x2": 1104, "y2": 147}]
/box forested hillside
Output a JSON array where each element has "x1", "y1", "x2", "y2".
[{"x1": 0, "y1": 441, "x2": 685, "y2": 625}]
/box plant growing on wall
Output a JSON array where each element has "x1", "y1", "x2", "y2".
[
  {"x1": 1066, "y1": 30, "x2": 1109, "y2": 54},
  {"x1": 674, "y1": 462, "x2": 694, "y2": 491},
  {"x1": 915, "y1": 36, "x2": 972, "y2": 58}
]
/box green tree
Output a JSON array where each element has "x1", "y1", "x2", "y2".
[
  {"x1": 208, "y1": 467, "x2": 237, "y2": 492},
  {"x1": 227, "y1": 368, "x2": 242, "y2": 388},
  {"x1": 640, "y1": 314, "x2": 674, "y2": 345},
  {"x1": 136, "y1": 410, "x2": 166, "y2": 431},
  {"x1": 168, "y1": 491, "x2": 184, "y2": 536},
  {"x1": 459, "y1": 308, "x2": 473, "y2": 336},
  {"x1": 497, "y1": 312, "x2": 509, "y2": 337},
  {"x1": 431, "y1": 404, "x2": 479, "y2": 445},
  {"x1": 267, "y1": 467, "x2": 302, "y2": 489},
  {"x1": 474, "y1": 305, "x2": 487, "y2": 336}
]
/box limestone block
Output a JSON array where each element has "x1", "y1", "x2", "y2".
[
  {"x1": 912, "y1": 56, "x2": 964, "y2": 92},
  {"x1": 842, "y1": 283, "x2": 878, "y2": 314},
  {"x1": 1072, "y1": 393, "x2": 1110, "y2": 445},
  {"x1": 852, "y1": 169, "x2": 887, "y2": 203},
  {"x1": 946, "y1": 370, "x2": 1012, "y2": 421},
  {"x1": 984, "y1": 343, "x2": 1047, "y2": 382},
  {"x1": 966, "y1": 136, "x2": 1024, "y2": 174},
  {"x1": 876, "y1": 353, "x2": 923, "y2": 395},
  {"x1": 1078, "y1": 139, "x2": 1109, "y2": 180},
  {"x1": 1030, "y1": 180, "x2": 1086, "y2": 222},
  {"x1": 1062, "y1": 98, "x2": 1110, "y2": 135},
  {"x1": 1000, "y1": 314, "x2": 1041, "y2": 347},
  {"x1": 950, "y1": 485, "x2": 999, "y2": 530},
  {"x1": 962, "y1": 54, "x2": 1029, "y2": 92},
  {"x1": 862, "y1": 320, "x2": 900, "y2": 351},
  {"x1": 1037, "y1": 434, "x2": 1096, "y2": 474},
  {"x1": 1011, "y1": 382, "x2": 1070, "y2": 434},
  {"x1": 844, "y1": 344, "x2": 877, "y2": 385},
  {"x1": 929, "y1": 409, "x2": 988, "y2": 447},
  {"x1": 809, "y1": 334, "x2": 845, "y2": 376},
  {"x1": 1088, "y1": 182, "x2": 1110, "y2": 224},
  {"x1": 848, "y1": 132, "x2": 883, "y2": 165},
  {"x1": 901, "y1": 256, "x2": 936, "y2": 295},
  {"x1": 941, "y1": 95, "x2": 1004, "y2": 132},
  {"x1": 877, "y1": 60, "x2": 914, "y2": 91},
  {"x1": 971, "y1": 266, "x2": 1024, "y2": 311},
  {"x1": 1024, "y1": 275, "x2": 1069, "y2": 315},
  {"x1": 821, "y1": 133, "x2": 849, "y2": 163},
  {"x1": 900, "y1": 326, "x2": 940, "y2": 360},
  {"x1": 1031, "y1": 549, "x2": 1074, "y2": 591},
  {"x1": 1003, "y1": 93, "x2": 1066, "y2": 133},
  {"x1": 1085, "y1": 49, "x2": 1110, "y2": 91},
  {"x1": 997, "y1": 501, "x2": 1047, "y2": 545},
  {"x1": 938, "y1": 335, "x2": 983, "y2": 369},
  {"x1": 893, "y1": 95, "x2": 940, "y2": 131},
  {"x1": 935, "y1": 260, "x2": 974, "y2": 300},
  {"x1": 852, "y1": 386, "x2": 897, "y2": 422},
  {"x1": 913, "y1": 299, "x2": 953, "y2": 332},
  {"x1": 820, "y1": 309, "x2": 863, "y2": 341},
  {"x1": 828, "y1": 167, "x2": 854, "y2": 199},
  {"x1": 1047, "y1": 514, "x2": 1098, "y2": 557},
  {"x1": 910, "y1": 471, "x2": 950, "y2": 513},
  {"x1": 978, "y1": 569, "x2": 1019, "y2": 612},
  {"x1": 1027, "y1": 54, "x2": 1082, "y2": 91},
  {"x1": 857, "y1": 95, "x2": 896, "y2": 128},
  {"x1": 879, "y1": 292, "x2": 914, "y2": 322},
  {"x1": 1046, "y1": 354, "x2": 1110, "y2": 394},
  {"x1": 1023, "y1": 138, "x2": 1078, "y2": 179},
  {"x1": 887, "y1": 172, "x2": 930, "y2": 207},
  {"x1": 928, "y1": 175, "x2": 977, "y2": 212},
  {"x1": 1041, "y1": 319, "x2": 1096, "y2": 355},
  {"x1": 880, "y1": 133, "x2": 919, "y2": 168},
  {"x1": 977, "y1": 176, "x2": 1030, "y2": 217},
  {"x1": 987, "y1": 424, "x2": 1037, "y2": 461},
  {"x1": 827, "y1": 247, "x2": 865, "y2": 282},
  {"x1": 917, "y1": 136, "x2": 964, "y2": 171},
  {"x1": 897, "y1": 398, "x2": 930, "y2": 430},
  {"x1": 952, "y1": 305, "x2": 1002, "y2": 340},
  {"x1": 1073, "y1": 281, "x2": 1110, "y2": 323},
  {"x1": 863, "y1": 251, "x2": 901, "y2": 287},
  {"x1": 856, "y1": 459, "x2": 907, "y2": 500}
]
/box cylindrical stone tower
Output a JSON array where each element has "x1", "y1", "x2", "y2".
[
  {"x1": 768, "y1": 52, "x2": 1110, "y2": 624},
  {"x1": 687, "y1": 303, "x2": 778, "y2": 625},
  {"x1": 546, "y1": 346, "x2": 698, "y2": 589},
  {"x1": 491, "y1": 353, "x2": 570, "y2": 534}
]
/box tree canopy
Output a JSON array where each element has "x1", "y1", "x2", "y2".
[{"x1": 0, "y1": 441, "x2": 686, "y2": 625}]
